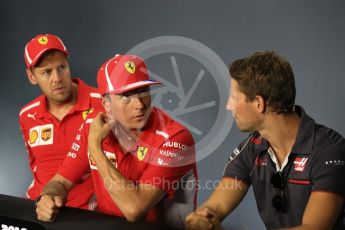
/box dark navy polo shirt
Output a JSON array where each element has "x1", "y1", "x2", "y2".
[{"x1": 223, "y1": 106, "x2": 345, "y2": 230}]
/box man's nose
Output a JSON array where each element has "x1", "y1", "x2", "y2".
[
  {"x1": 226, "y1": 97, "x2": 234, "y2": 111},
  {"x1": 51, "y1": 69, "x2": 63, "y2": 82},
  {"x1": 132, "y1": 95, "x2": 145, "y2": 109}
]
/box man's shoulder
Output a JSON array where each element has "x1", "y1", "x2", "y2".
[
  {"x1": 314, "y1": 124, "x2": 345, "y2": 151},
  {"x1": 229, "y1": 132, "x2": 267, "y2": 160},
  {"x1": 242, "y1": 132, "x2": 267, "y2": 150},
  {"x1": 19, "y1": 95, "x2": 44, "y2": 119}
]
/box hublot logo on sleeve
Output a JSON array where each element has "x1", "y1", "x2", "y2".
[{"x1": 162, "y1": 141, "x2": 188, "y2": 151}]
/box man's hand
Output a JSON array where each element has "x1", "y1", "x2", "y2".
[
  {"x1": 185, "y1": 207, "x2": 224, "y2": 230},
  {"x1": 88, "y1": 112, "x2": 113, "y2": 154},
  {"x1": 197, "y1": 208, "x2": 223, "y2": 230},
  {"x1": 35, "y1": 195, "x2": 65, "y2": 222},
  {"x1": 185, "y1": 211, "x2": 213, "y2": 230}
]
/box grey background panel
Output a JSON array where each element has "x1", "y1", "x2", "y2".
[{"x1": 1, "y1": 1, "x2": 345, "y2": 229}]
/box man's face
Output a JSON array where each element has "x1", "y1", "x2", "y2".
[
  {"x1": 26, "y1": 51, "x2": 73, "y2": 105},
  {"x1": 104, "y1": 87, "x2": 152, "y2": 131},
  {"x1": 226, "y1": 79, "x2": 262, "y2": 132}
]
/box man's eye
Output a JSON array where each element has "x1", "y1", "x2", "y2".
[
  {"x1": 121, "y1": 95, "x2": 130, "y2": 101},
  {"x1": 42, "y1": 70, "x2": 50, "y2": 76},
  {"x1": 58, "y1": 65, "x2": 66, "y2": 71},
  {"x1": 139, "y1": 91, "x2": 150, "y2": 97}
]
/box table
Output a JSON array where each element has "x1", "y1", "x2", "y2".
[{"x1": 0, "y1": 194, "x2": 177, "y2": 230}]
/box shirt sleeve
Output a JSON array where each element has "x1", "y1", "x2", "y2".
[
  {"x1": 139, "y1": 129, "x2": 196, "y2": 198},
  {"x1": 57, "y1": 121, "x2": 90, "y2": 183},
  {"x1": 223, "y1": 135, "x2": 253, "y2": 185},
  {"x1": 19, "y1": 118, "x2": 36, "y2": 175},
  {"x1": 311, "y1": 139, "x2": 345, "y2": 198}
]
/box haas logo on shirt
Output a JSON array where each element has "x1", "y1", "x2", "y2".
[
  {"x1": 28, "y1": 124, "x2": 53, "y2": 147},
  {"x1": 294, "y1": 157, "x2": 308, "y2": 172}
]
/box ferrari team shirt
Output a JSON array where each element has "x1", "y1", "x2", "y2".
[
  {"x1": 58, "y1": 107, "x2": 197, "y2": 224},
  {"x1": 19, "y1": 78, "x2": 103, "y2": 210}
]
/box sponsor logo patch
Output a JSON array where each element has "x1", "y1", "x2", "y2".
[
  {"x1": 29, "y1": 130, "x2": 38, "y2": 144},
  {"x1": 27, "y1": 112, "x2": 37, "y2": 120},
  {"x1": 157, "y1": 157, "x2": 168, "y2": 166},
  {"x1": 325, "y1": 160, "x2": 345, "y2": 166},
  {"x1": 28, "y1": 124, "x2": 53, "y2": 147},
  {"x1": 71, "y1": 143, "x2": 80, "y2": 151},
  {"x1": 37, "y1": 36, "x2": 48, "y2": 45},
  {"x1": 41, "y1": 128, "x2": 52, "y2": 141},
  {"x1": 159, "y1": 150, "x2": 183, "y2": 161},
  {"x1": 125, "y1": 61, "x2": 135, "y2": 74},
  {"x1": 255, "y1": 156, "x2": 268, "y2": 167},
  {"x1": 137, "y1": 146, "x2": 148, "y2": 161},
  {"x1": 75, "y1": 134, "x2": 81, "y2": 141},
  {"x1": 294, "y1": 157, "x2": 308, "y2": 172},
  {"x1": 82, "y1": 108, "x2": 94, "y2": 120},
  {"x1": 229, "y1": 147, "x2": 240, "y2": 162},
  {"x1": 67, "y1": 152, "x2": 77, "y2": 158},
  {"x1": 162, "y1": 141, "x2": 188, "y2": 151}
]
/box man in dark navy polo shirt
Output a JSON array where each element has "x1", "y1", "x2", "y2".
[{"x1": 185, "y1": 51, "x2": 345, "y2": 230}]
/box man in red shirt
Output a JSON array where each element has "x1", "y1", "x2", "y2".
[
  {"x1": 35, "y1": 54, "x2": 198, "y2": 228},
  {"x1": 19, "y1": 34, "x2": 102, "y2": 210}
]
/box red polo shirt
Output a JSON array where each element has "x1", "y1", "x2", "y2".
[
  {"x1": 19, "y1": 78, "x2": 103, "y2": 210},
  {"x1": 58, "y1": 107, "x2": 197, "y2": 222}
]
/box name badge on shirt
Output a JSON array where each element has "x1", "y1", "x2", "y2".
[{"x1": 28, "y1": 124, "x2": 53, "y2": 147}]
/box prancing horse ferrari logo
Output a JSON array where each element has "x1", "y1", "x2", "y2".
[
  {"x1": 137, "y1": 147, "x2": 148, "y2": 161},
  {"x1": 38, "y1": 36, "x2": 48, "y2": 45},
  {"x1": 125, "y1": 61, "x2": 135, "y2": 74}
]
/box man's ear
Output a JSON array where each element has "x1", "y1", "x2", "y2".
[
  {"x1": 26, "y1": 68, "x2": 38, "y2": 85},
  {"x1": 255, "y1": 95, "x2": 266, "y2": 114},
  {"x1": 102, "y1": 96, "x2": 111, "y2": 113}
]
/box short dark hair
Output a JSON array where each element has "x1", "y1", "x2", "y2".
[{"x1": 229, "y1": 51, "x2": 296, "y2": 113}]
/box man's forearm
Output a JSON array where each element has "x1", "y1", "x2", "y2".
[
  {"x1": 36, "y1": 179, "x2": 69, "y2": 222},
  {"x1": 89, "y1": 142, "x2": 146, "y2": 221},
  {"x1": 196, "y1": 178, "x2": 249, "y2": 222},
  {"x1": 41, "y1": 180, "x2": 68, "y2": 199},
  {"x1": 98, "y1": 156, "x2": 141, "y2": 206}
]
